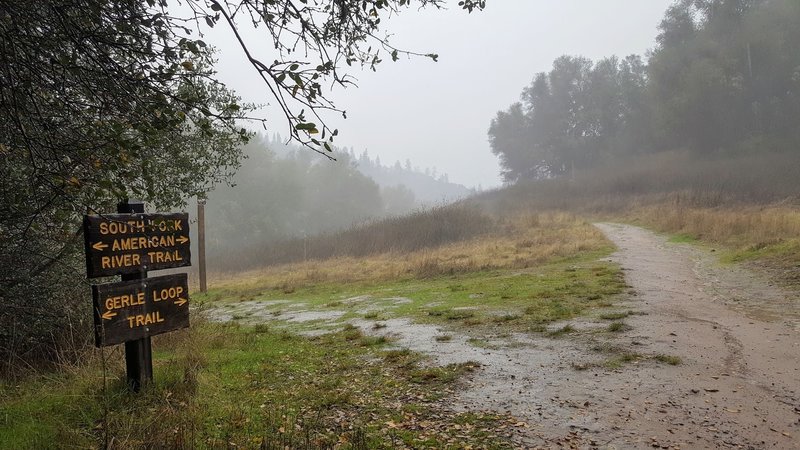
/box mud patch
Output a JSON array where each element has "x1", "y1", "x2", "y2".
[{"x1": 285, "y1": 310, "x2": 346, "y2": 323}]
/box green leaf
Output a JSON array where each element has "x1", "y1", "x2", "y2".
[{"x1": 295, "y1": 122, "x2": 317, "y2": 131}]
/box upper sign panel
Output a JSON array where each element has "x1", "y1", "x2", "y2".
[{"x1": 83, "y1": 212, "x2": 191, "y2": 278}]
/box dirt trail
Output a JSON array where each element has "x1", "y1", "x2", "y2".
[{"x1": 570, "y1": 223, "x2": 800, "y2": 449}]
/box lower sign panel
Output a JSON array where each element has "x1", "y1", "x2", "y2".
[{"x1": 92, "y1": 274, "x2": 190, "y2": 347}]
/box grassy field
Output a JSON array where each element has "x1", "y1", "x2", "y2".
[
  {"x1": 201, "y1": 255, "x2": 625, "y2": 337},
  {"x1": 201, "y1": 213, "x2": 624, "y2": 333},
  {"x1": 1, "y1": 213, "x2": 628, "y2": 449},
  {"x1": 1, "y1": 320, "x2": 519, "y2": 449}
]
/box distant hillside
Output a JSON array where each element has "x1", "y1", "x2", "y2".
[
  {"x1": 266, "y1": 134, "x2": 474, "y2": 206},
  {"x1": 200, "y1": 135, "x2": 476, "y2": 271},
  {"x1": 350, "y1": 149, "x2": 475, "y2": 205}
]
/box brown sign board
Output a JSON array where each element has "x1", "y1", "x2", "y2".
[
  {"x1": 83, "y1": 212, "x2": 191, "y2": 278},
  {"x1": 92, "y1": 273, "x2": 190, "y2": 347}
]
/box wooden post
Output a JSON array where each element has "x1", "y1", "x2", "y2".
[
  {"x1": 117, "y1": 200, "x2": 153, "y2": 392},
  {"x1": 197, "y1": 198, "x2": 207, "y2": 293}
]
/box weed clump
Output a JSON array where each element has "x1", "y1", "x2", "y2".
[
  {"x1": 360, "y1": 335, "x2": 388, "y2": 347},
  {"x1": 607, "y1": 321, "x2": 627, "y2": 332},
  {"x1": 341, "y1": 324, "x2": 363, "y2": 341},
  {"x1": 604, "y1": 352, "x2": 642, "y2": 369},
  {"x1": 529, "y1": 324, "x2": 548, "y2": 333},
  {"x1": 547, "y1": 324, "x2": 576, "y2": 337},
  {"x1": 653, "y1": 354, "x2": 682, "y2": 365},
  {"x1": 444, "y1": 310, "x2": 475, "y2": 321},
  {"x1": 492, "y1": 314, "x2": 521, "y2": 323},
  {"x1": 383, "y1": 348, "x2": 412, "y2": 362},
  {"x1": 409, "y1": 362, "x2": 480, "y2": 385}
]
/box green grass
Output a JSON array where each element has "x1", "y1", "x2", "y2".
[
  {"x1": 0, "y1": 373, "x2": 102, "y2": 449},
  {"x1": 606, "y1": 321, "x2": 628, "y2": 332},
  {"x1": 200, "y1": 253, "x2": 627, "y2": 337},
  {"x1": 1, "y1": 322, "x2": 515, "y2": 449},
  {"x1": 668, "y1": 233, "x2": 698, "y2": 243},
  {"x1": 721, "y1": 238, "x2": 800, "y2": 265},
  {"x1": 603, "y1": 352, "x2": 642, "y2": 369}
]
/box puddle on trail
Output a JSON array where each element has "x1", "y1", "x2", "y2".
[{"x1": 204, "y1": 300, "x2": 352, "y2": 325}]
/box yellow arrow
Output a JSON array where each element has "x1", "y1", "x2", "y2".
[
  {"x1": 92, "y1": 241, "x2": 109, "y2": 251},
  {"x1": 174, "y1": 298, "x2": 188, "y2": 307},
  {"x1": 101, "y1": 310, "x2": 117, "y2": 320},
  {"x1": 176, "y1": 235, "x2": 189, "y2": 245}
]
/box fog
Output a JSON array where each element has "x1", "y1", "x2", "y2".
[
  {"x1": 194, "y1": 0, "x2": 800, "y2": 271},
  {"x1": 207, "y1": 1, "x2": 674, "y2": 189}
]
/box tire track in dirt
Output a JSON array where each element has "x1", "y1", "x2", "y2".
[{"x1": 583, "y1": 223, "x2": 800, "y2": 449}]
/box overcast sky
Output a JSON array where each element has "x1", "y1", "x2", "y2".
[{"x1": 207, "y1": 0, "x2": 675, "y2": 189}]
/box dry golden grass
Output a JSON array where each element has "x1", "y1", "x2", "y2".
[
  {"x1": 208, "y1": 212, "x2": 609, "y2": 292},
  {"x1": 632, "y1": 203, "x2": 800, "y2": 247},
  {"x1": 628, "y1": 202, "x2": 800, "y2": 277},
  {"x1": 469, "y1": 150, "x2": 800, "y2": 216},
  {"x1": 208, "y1": 205, "x2": 494, "y2": 273},
  {"x1": 466, "y1": 150, "x2": 800, "y2": 280}
]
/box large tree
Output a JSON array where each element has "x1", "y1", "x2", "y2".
[
  {"x1": 648, "y1": 0, "x2": 800, "y2": 153},
  {"x1": 489, "y1": 0, "x2": 800, "y2": 184},
  {"x1": 489, "y1": 55, "x2": 650, "y2": 183}
]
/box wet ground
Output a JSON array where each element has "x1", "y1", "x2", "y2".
[{"x1": 205, "y1": 223, "x2": 800, "y2": 449}]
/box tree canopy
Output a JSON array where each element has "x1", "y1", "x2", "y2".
[{"x1": 489, "y1": 0, "x2": 800, "y2": 183}]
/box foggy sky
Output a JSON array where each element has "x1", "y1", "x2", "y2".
[{"x1": 207, "y1": 0, "x2": 674, "y2": 189}]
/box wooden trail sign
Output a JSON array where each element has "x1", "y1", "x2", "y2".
[
  {"x1": 83, "y1": 212, "x2": 191, "y2": 278},
  {"x1": 83, "y1": 201, "x2": 194, "y2": 391},
  {"x1": 92, "y1": 273, "x2": 190, "y2": 347}
]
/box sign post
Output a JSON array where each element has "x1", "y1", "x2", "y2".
[
  {"x1": 84, "y1": 200, "x2": 192, "y2": 392},
  {"x1": 118, "y1": 201, "x2": 151, "y2": 391},
  {"x1": 197, "y1": 199, "x2": 207, "y2": 293}
]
